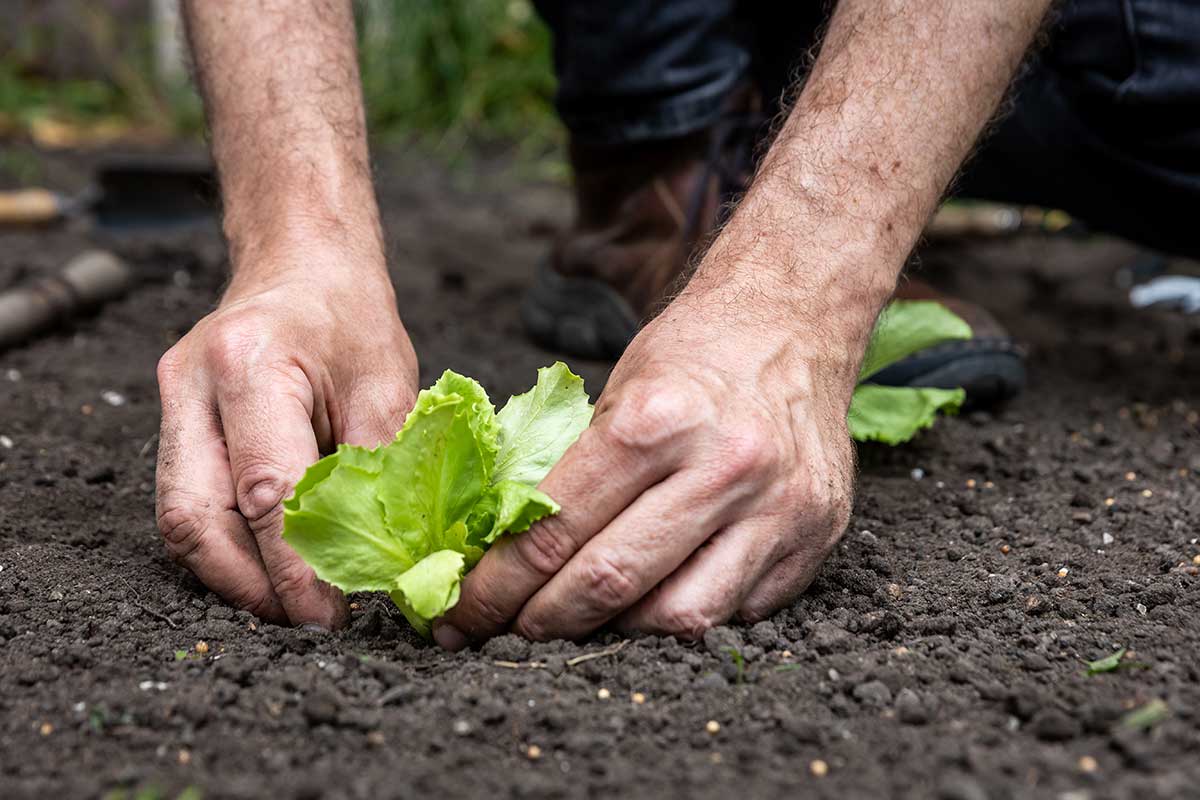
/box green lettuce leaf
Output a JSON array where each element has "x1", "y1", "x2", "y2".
[
  {"x1": 858, "y1": 300, "x2": 972, "y2": 381},
  {"x1": 849, "y1": 300, "x2": 974, "y2": 445},
  {"x1": 494, "y1": 362, "x2": 593, "y2": 486},
  {"x1": 390, "y1": 549, "x2": 467, "y2": 637},
  {"x1": 282, "y1": 362, "x2": 591, "y2": 636}
]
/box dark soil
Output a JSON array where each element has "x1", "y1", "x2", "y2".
[{"x1": 2, "y1": 149, "x2": 1199, "y2": 800}]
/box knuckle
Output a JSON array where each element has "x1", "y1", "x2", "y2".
[
  {"x1": 601, "y1": 382, "x2": 699, "y2": 450},
  {"x1": 204, "y1": 322, "x2": 261, "y2": 379},
  {"x1": 463, "y1": 582, "x2": 512, "y2": 632},
  {"x1": 269, "y1": 562, "x2": 315, "y2": 604},
  {"x1": 514, "y1": 614, "x2": 551, "y2": 642},
  {"x1": 512, "y1": 519, "x2": 573, "y2": 576},
  {"x1": 225, "y1": 583, "x2": 279, "y2": 620},
  {"x1": 155, "y1": 347, "x2": 185, "y2": 390},
  {"x1": 655, "y1": 603, "x2": 721, "y2": 641},
  {"x1": 579, "y1": 553, "x2": 641, "y2": 616},
  {"x1": 156, "y1": 499, "x2": 208, "y2": 563},
  {"x1": 236, "y1": 470, "x2": 292, "y2": 525},
  {"x1": 710, "y1": 425, "x2": 775, "y2": 487}
]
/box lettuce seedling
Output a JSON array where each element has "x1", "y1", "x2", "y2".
[
  {"x1": 849, "y1": 300, "x2": 972, "y2": 444},
  {"x1": 282, "y1": 362, "x2": 592, "y2": 636}
]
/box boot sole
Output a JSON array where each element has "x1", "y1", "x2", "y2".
[
  {"x1": 522, "y1": 263, "x2": 1027, "y2": 408},
  {"x1": 521, "y1": 260, "x2": 639, "y2": 360}
]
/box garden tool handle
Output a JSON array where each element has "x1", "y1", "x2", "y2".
[
  {"x1": 0, "y1": 250, "x2": 132, "y2": 350},
  {"x1": 0, "y1": 188, "x2": 64, "y2": 225}
]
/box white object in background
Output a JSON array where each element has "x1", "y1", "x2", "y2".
[{"x1": 1129, "y1": 275, "x2": 1200, "y2": 314}]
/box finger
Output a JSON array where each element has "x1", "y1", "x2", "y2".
[
  {"x1": 435, "y1": 422, "x2": 677, "y2": 648},
  {"x1": 156, "y1": 363, "x2": 286, "y2": 622},
  {"x1": 336, "y1": 374, "x2": 417, "y2": 448},
  {"x1": 217, "y1": 363, "x2": 348, "y2": 629},
  {"x1": 736, "y1": 541, "x2": 832, "y2": 623},
  {"x1": 510, "y1": 469, "x2": 741, "y2": 641},
  {"x1": 612, "y1": 519, "x2": 784, "y2": 640}
]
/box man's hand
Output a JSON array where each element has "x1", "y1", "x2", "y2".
[
  {"x1": 436, "y1": 0, "x2": 1051, "y2": 645},
  {"x1": 156, "y1": 251, "x2": 418, "y2": 627},
  {"x1": 436, "y1": 285, "x2": 856, "y2": 645},
  {"x1": 163, "y1": 1, "x2": 412, "y2": 625}
]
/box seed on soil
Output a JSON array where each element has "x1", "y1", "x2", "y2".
[
  {"x1": 1078, "y1": 755, "x2": 1098, "y2": 773},
  {"x1": 194, "y1": 641, "x2": 209, "y2": 655},
  {"x1": 631, "y1": 692, "x2": 646, "y2": 705},
  {"x1": 1057, "y1": 567, "x2": 1069, "y2": 578},
  {"x1": 452, "y1": 719, "x2": 472, "y2": 736},
  {"x1": 809, "y1": 759, "x2": 829, "y2": 777},
  {"x1": 710, "y1": 752, "x2": 723, "y2": 764},
  {"x1": 706, "y1": 720, "x2": 721, "y2": 735},
  {"x1": 366, "y1": 731, "x2": 385, "y2": 747},
  {"x1": 39, "y1": 722, "x2": 53, "y2": 736},
  {"x1": 526, "y1": 744, "x2": 542, "y2": 760},
  {"x1": 1000, "y1": 544, "x2": 1011, "y2": 554},
  {"x1": 0, "y1": 435, "x2": 12, "y2": 449},
  {"x1": 1141, "y1": 489, "x2": 1153, "y2": 498},
  {"x1": 1192, "y1": 555, "x2": 1200, "y2": 565},
  {"x1": 178, "y1": 749, "x2": 191, "y2": 765},
  {"x1": 81, "y1": 404, "x2": 94, "y2": 415},
  {"x1": 1104, "y1": 497, "x2": 1115, "y2": 507},
  {"x1": 1124, "y1": 471, "x2": 1136, "y2": 481},
  {"x1": 966, "y1": 479, "x2": 977, "y2": 488},
  {"x1": 984, "y1": 481, "x2": 995, "y2": 489},
  {"x1": 596, "y1": 688, "x2": 611, "y2": 700},
  {"x1": 886, "y1": 583, "x2": 903, "y2": 600}
]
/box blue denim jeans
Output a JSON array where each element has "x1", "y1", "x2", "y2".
[{"x1": 534, "y1": 0, "x2": 1200, "y2": 257}]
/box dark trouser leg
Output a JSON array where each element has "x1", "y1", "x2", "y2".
[{"x1": 956, "y1": 1, "x2": 1200, "y2": 259}]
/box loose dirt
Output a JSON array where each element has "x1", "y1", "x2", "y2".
[{"x1": 1, "y1": 150, "x2": 1198, "y2": 799}]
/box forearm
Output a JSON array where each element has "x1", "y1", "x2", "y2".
[
  {"x1": 691, "y1": 0, "x2": 1051, "y2": 383},
  {"x1": 183, "y1": 0, "x2": 383, "y2": 288}
]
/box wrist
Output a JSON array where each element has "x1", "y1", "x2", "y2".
[{"x1": 220, "y1": 234, "x2": 394, "y2": 310}]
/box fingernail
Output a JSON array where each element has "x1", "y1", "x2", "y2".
[
  {"x1": 300, "y1": 622, "x2": 330, "y2": 634},
  {"x1": 433, "y1": 622, "x2": 468, "y2": 651}
]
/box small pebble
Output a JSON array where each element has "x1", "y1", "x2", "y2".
[
  {"x1": 366, "y1": 731, "x2": 386, "y2": 746},
  {"x1": 1135, "y1": 603, "x2": 1148, "y2": 615},
  {"x1": 0, "y1": 435, "x2": 12, "y2": 449},
  {"x1": 39, "y1": 722, "x2": 53, "y2": 736},
  {"x1": 1141, "y1": 489, "x2": 1153, "y2": 498},
  {"x1": 910, "y1": 468, "x2": 925, "y2": 481},
  {"x1": 966, "y1": 478, "x2": 977, "y2": 489},
  {"x1": 596, "y1": 688, "x2": 611, "y2": 700},
  {"x1": 526, "y1": 744, "x2": 542, "y2": 760},
  {"x1": 1104, "y1": 497, "x2": 1115, "y2": 507},
  {"x1": 1057, "y1": 567, "x2": 1069, "y2": 578},
  {"x1": 983, "y1": 481, "x2": 995, "y2": 489},
  {"x1": 631, "y1": 692, "x2": 646, "y2": 705},
  {"x1": 709, "y1": 752, "x2": 723, "y2": 764},
  {"x1": 809, "y1": 759, "x2": 829, "y2": 777},
  {"x1": 1192, "y1": 555, "x2": 1200, "y2": 566},
  {"x1": 4, "y1": 368, "x2": 20, "y2": 382},
  {"x1": 178, "y1": 749, "x2": 191, "y2": 765},
  {"x1": 706, "y1": 720, "x2": 721, "y2": 735},
  {"x1": 101, "y1": 390, "x2": 126, "y2": 407},
  {"x1": 1078, "y1": 755, "x2": 1098, "y2": 773},
  {"x1": 452, "y1": 719, "x2": 472, "y2": 736},
  {"x1": 1102, "y1": 532, "x2": 1114, "y2": 545},
  {"x1": 81, "y1": 404, "x2": 94, "y2": 416},
  {"x1": 1124, "y1": 471, "x2": 1136, "y2": 481}
]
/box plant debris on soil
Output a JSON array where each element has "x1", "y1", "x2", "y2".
[{"x1": 1, "y1": 149, "x2": 1199, "y2": 799}]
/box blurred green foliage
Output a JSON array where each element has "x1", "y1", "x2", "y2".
[{"x1": 0, "y1": 0, "x2": 561, "y2": 162}]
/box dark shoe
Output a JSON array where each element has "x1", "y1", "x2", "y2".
[{"x1": 869, "y1": 278, "x2": 1026, "y2": 409}]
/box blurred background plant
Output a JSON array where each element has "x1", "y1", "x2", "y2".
[{"x1": 1, "y1": 0, "x2": 562, "y2": 167}]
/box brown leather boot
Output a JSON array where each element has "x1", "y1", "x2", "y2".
[{"x1": 522, "y1": 102, "x2": 1025, "y2": 408}]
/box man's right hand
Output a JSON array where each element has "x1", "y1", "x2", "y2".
[{"x1": 154, "y1": 244, "x2": 418, "y2": 628}]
